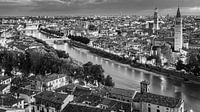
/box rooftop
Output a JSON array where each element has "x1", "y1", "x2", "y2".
[
  {"x1": 0, "y1": 94, "x2": 23, "y2": 107},
  {"x1": 109, "y1": 87, "x2": 137, "y2": 98},
  {"x1": 35, "y1": 73, "x2": 66, "y2": 83},
  {"x1": 0, "y1": 84, "x2": 9, "y2": 91},
  {"x1": 99, "y1": 98, "x2": 132, "y2": 112},
  {"x1": 16, "y1": 88, "x2": 40, "y2": 96},
  {"x1": 133, "y1": 92, "x2": 182, "y2": 108},
  {"x1": 62, "y1": 103, "x2": 109, "y2": 112},
  {"x1": 73, "y1": 86, "x2": 92, "y2": 96},
  {"x1": 34, "y1": 91, "x2": 69, "y2": 104},
  {"x1": 0, "y1": 76, "x2": 10, "y2": 82},
  {"x1": 55, "y1": 83, "x2": 76, "y2": 94},
  {"x1": 74, "y1": 95, "x2": 103, "y2": 106}
]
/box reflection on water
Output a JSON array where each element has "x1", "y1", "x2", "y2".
[{"x1": 30, "y1": 30, "x2": 200, "y2": 112}]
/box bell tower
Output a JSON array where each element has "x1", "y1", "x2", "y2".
[
  {"x1": 153, "y1": 8, "x2": 159, "y2": 34},
  {"x1": 174, "y1": 7, "x2": 183, "y2": 52},
  {"x1": 140, "y1": 80, "x2": 150, "y2": 94}
]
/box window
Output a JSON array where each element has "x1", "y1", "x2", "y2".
[
  {"x1": 157, "y1": 109, "x2": 160, "y2": 112},
  {"x1": 166, "y1": 108, "x2": 169, "y2": 110},
  {"x1": 157, "y1": 106, "x2": 159, "y2": 108},
  {"x1": 148, "y1": 107, "x2": 151, "y2": 112},
  {"x1": 37, "y1": 106, "x2": 39, "y2": 110},
  {"x1": 148, "y1": 104, "x2": 151, "y2": 106}
]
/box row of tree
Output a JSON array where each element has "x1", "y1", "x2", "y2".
[
  {"x1": 40, "y1": 28, "x2": 64, "y2": 37},
  {"x1": 68, "y1": 35, "x2": 90, "y2": 44},
  {"x1": 0, "y1": 39, "x2": 114, "y2": 87}
]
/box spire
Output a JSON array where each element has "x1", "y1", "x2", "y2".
[
  {"x1": 154, "y1": 7, "x2": 158, "y2": 19},
  {"x1": 176, "y1": 7, "x2": 181, "y2": 18}
]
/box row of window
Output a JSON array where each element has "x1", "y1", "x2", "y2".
[
  {"x1": 148, "y1": 104, "x2": 169, "y2": 112},
  {"x1": 0, "y1": 79, "x2": 11, "y2": 84},
  {"x1": 36, "y1": 106, "x2": 55, "y2": 112},
  {"x1": 47, "y1": 78, "x2": 65, "y2": 86},
  {"x1": 148, "y1": 107, "x2": 160, "y2": 112}
]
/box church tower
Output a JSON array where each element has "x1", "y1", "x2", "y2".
[
  {"x1": 153, "y1": 8, "x2": 159, "y2": 34},
  {"x1": 174, "y1": 7, "x2": 183, "y2": 51}
]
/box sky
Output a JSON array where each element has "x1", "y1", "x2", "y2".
[{"x1": 0, "y1": 0, "x2": 200, "y2": 16}]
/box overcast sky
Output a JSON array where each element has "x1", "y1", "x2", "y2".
[{"x1": 0, "y1": 0, "x2": 200, "y2": 16}]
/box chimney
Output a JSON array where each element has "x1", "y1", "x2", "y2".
[{"x1": 140, "y1": 80, "x2": 150, "y2": 94}]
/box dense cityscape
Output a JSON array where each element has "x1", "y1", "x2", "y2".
[{"x1": 0, "y1": 0, "x2": 200, "y2": 112}]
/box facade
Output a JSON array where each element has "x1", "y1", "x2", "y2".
[
  {"x1": 33, "y1": 91, "x2": 74, "y2": 112},
  {"x1": 174, "y1": 7, "x2": 183, "y2": 52}
]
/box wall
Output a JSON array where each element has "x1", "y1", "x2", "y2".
[{"x1": 61, "y1": 95, "x2": 74, "y2": 110}]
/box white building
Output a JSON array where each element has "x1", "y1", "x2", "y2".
[
  {"x1": 0, "y1": 73, "x2": 12, "y2": 85},
  {"x1": 33, "y1": 74, "x2": 68, "y2": 91}
]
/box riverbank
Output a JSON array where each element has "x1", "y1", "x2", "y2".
[{"x1": 68, "y1": 40, "x2": 200, "y2": 85}]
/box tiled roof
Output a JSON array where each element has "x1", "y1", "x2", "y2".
[
  {"x1": 0, "y1": 94, "x2": 23, "y2": 107},
  {"x1": 34, "y1": 91, "x2": 69, "y2": 104},
  {"x1": 73, "y1": 86, "x2": 92, "y2": 96},
  {"x1": 74, "y1": 95, "x2": 103, "y2": 106},
  {"x1": 0, "y1": 109, "x2": 6, "y2": 112},
  {"x1": 109, "y1": 87, "x2": 137, "y2": 98},
  {"x1": 0, "y1": 76, "x2": 10, "y2": 82},
  {"x1": 62, "y1": 103, "x2": 110, "y2": 112},
  {"x1": 55, "y1": 83, "x2": 76, "y2": 94},
  {"x1": 16, "y1": 88, "x2": 40, "y2": 96},
  {"x1": 99, "y1": 98, "x2": 132, "y2": 112},
  {"x1": 0, "y1": 84, "x2": 9, "y2": 91},
  {"x1": 35, "y1": 74, "x2": 66, "y2": 83},
  {"x1": 133, "y1": 92, "x2": 182, "y2": 108}
]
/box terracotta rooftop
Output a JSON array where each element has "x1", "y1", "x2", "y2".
[
  {"x1": 0, "y1": 84, "x2": 9, "y2": 91},
  {"x1": 0, "y1": 76, "x2": 10, "y2": 82},
  {"x1": 133, "y1": 92, "x2": 182, "y2": 108},
  {"x1": 34, "y1": 91, "x2": 69, "y2": 104},
  {"x1": 35, "y1": 74, "x2": 66, "y2": 83},
  {"x1": 55, "y1": 83, "x2": 76, "y2": 94},
  {"x1": 62, "y1": 103, "x2": 109, "y2": 112},
  {"x1": 109, "y1": 87, "x2": 137, "y2": 98},
  {"x1": 74, "y1": 95, "x2": 103, "y2": 106},
  {"x1": 99, "y1": 98, "x2": 132, "y2": 112},
  {"x1": 0, "y1": 94, "x2": 23, "y2": 107}
]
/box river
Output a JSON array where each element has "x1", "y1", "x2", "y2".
[{"x1": 28, "y1": 30, "x2": 199, "y2": 112}]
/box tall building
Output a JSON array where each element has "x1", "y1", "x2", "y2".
[
  {"x1": 174, "y1": 7, "x2": 183, "y2": 52},
  {"x1": 153, "y1": 8, "x2": 159, "y2": 34}
]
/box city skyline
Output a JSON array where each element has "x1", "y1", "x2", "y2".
[{"x1": 0, "y1": 0, "x2": 200, "y2": 16}]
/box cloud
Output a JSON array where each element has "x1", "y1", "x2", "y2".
[
  {"x1": 0, "y1": 0, "x2": 111, "y2": 5},
  {"x1": 56, "y1": 0, "x2": 113, "y2": 6}
]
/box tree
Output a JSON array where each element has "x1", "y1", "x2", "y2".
[
  {"x1": 105, "y1": 75, "x2": 115, "y2": 87},
  {"x1": 88, "y1": 24, "x2": 97, "y2": 31},
  {"x1": 176, "y1": 60, "x2": 185, "y2": 70}
]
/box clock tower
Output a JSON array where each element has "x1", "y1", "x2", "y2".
[
  {"x1": 153, "y1": 8, "x2": 159, "y2": 34},
  {"x1": 174, "y1": 7, "x2": 183, "y2": 52}
]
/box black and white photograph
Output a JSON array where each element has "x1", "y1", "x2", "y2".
[{"x1": 0, "y1": 0, "x2": 199, "y2": 112}]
